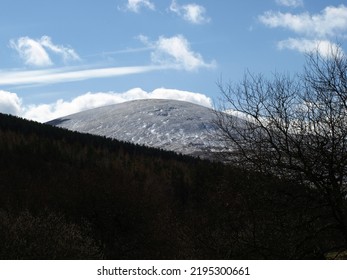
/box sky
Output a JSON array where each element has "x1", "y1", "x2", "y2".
[{"x1": 0, "y1": 0, "x2": 347, "y2": 122}]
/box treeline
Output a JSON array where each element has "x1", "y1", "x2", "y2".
[{"x1": 0, "y1": 113, "x2": 344, "y2": 259}]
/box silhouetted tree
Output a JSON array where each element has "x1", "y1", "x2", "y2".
[{"x1": 215, "y1": 45, "x2": 347, "y2": 251}]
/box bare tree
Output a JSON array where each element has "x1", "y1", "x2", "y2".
[{"x1": 214, "y1": 46, "x2": 347, "y2": 249}]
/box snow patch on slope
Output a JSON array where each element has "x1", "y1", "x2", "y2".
[{"x1": 47, "y1": 99, "x2": 225, "y2": 156}]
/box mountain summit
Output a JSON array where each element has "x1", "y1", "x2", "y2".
[{"x1": 47, "y1": 99, "x2": 224, "y2": 156}]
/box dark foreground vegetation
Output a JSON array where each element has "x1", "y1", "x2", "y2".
[{"x1": 0, "y1": 113, "x2": 345, "y2": 259}]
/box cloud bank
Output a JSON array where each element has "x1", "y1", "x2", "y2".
[
  {"x1": 260, "y1": 5, "x2": 347, "y2": 38},
  {"x1": 0, "y1": 88, "x2": 212, "y2": 122},
  {"x1": 259, "y1": 4, "x2": 347, "y2": 56},
  {"x1": 0, "y1": 90, "x2": 22, "y2": 115}
]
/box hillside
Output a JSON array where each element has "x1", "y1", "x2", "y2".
[
  {"x1": 47, "y1": 99, "x2": 226, "y2": 157},
  {"x1": 0, "y1": 113, "x2": 344, "y2": 259}
]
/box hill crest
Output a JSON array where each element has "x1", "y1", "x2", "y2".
[{"x1": 47, "y1": 99, "x2": 224, "y2": 156}]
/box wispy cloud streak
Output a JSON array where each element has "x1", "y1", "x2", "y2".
[{"x1": 0, "y1": 65, "x2": 169, "y2": 87}]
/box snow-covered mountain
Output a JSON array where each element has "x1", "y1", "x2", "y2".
[{"x1": 47, "y1": 99, "x2": 226, "y2": 157}]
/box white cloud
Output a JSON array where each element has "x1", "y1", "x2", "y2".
[
  {"x1": 140, "y1": 34, "x2": 216, "y2": 71},
  {"x1": 259, "y1": 5, "x2": 347, "y2": 38},
  {"x1": 2, "y1": 34, "x2": 215, "y2": 87},
  {"x1": 0, "y1": 65, "x2": 167, "y2": 87},
  {"x1": 18, "y1": 88, "x2": 212, "y2": 122},
  {"x1": 169, "y1": 0, "x2": 210, "y2": 24},
  {"x1": 260, "y1": 5, "x2": 347, "y2": 56},
  {"x1": 123, "y1": 0, "x2": 155, "y2": 13},
  {"x1": 0, "y1": 90, "x2": 22, "y2": 115},
  {"x1": 10, "y1": 37, "x2": 52, "y2": 67},
  {"x1": 150, "y1": 88, "x2": 212, "y2": 107},
  {"x1": 275, "y1": 0, "x2": 303, "y2": 8},
  {"x1": 39, "y1": 36, "x2": 80, "y2": 63},
  {"x1": 278, "y1": 38, "x2": 343, "y2": 57},
  {"x1": 10, "y1": 36, "x2": 80, "y2": 67}
]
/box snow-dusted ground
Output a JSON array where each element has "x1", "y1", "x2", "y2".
[{"x1": 47, "y1": 99, "x2": 226, "y2": 156}]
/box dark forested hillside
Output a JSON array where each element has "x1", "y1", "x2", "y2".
[{"x1": 0, "y1": 113, "x2": 344, "y2": 259}]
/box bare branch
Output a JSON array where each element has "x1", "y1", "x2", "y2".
[{"x1": 214, "y1": 45, "x2": 347, "y2": 244}]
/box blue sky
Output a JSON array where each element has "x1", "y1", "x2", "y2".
[{"x1": 0, "y1": 0, "x2": 347, "y2": 122}]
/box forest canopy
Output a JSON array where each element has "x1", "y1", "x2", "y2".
[{"x1": 0, "y1": 111, "x2": 345, "y2": 259}]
